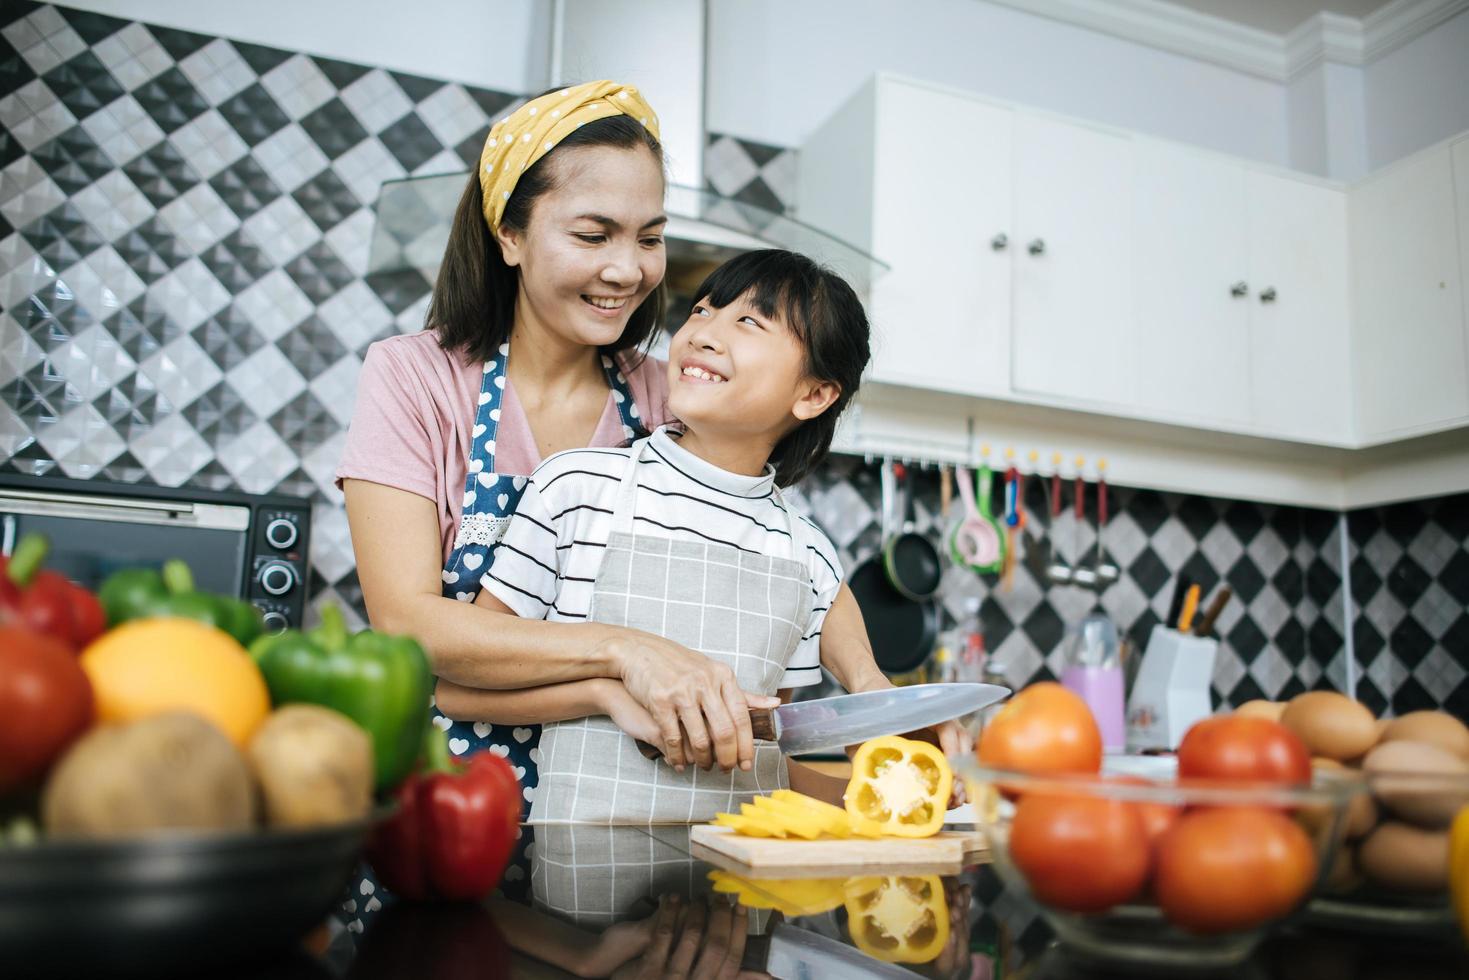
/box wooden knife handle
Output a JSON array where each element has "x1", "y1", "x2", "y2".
[{"x1": 634, "y1": 708, "x2": 778, "y2": 761}]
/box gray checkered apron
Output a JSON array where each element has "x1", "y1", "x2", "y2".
[{"x1": 529, "y1": 435, "x2": 816, "y2": 825}]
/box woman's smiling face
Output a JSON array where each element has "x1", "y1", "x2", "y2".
[{"x1": 496, "y1": 144, "x2": 667, "y2": 348}]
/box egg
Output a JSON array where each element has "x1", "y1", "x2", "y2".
[
  {"x1": 1324, "y1": 844, "x2": 1362, "y2": 893},
  {"x1": 1236, "y1": 700, "x2": 1287, "y2": 722},
  {"x1": 1280, "y1": 692, "x2": 1379, "y2": 762},
  {"x1": 1361, "y1": 740, "x2": 1469, "y2": 828},
  {"x1": 1344, "y1": 788, "x2": 1379, "y2": 841},
  {"x1": 1356, "y1": 820, "x2": 1449, "y2": 892},
  {"x1": 1379, "y1": 711, "x2": 1469, "y2": 762}
]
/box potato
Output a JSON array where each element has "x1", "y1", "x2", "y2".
[
  {"x1": 1361, "y1": 740, "x2": 1469, "y2": 828},
  {"x1": 1357, "y1": 821, "x2": 1450, "y2": 892},
  {"x1": 1235, "y1": 700, "x2": 1287, "y2": 722},
  {"x1": 43, "y1": 712, "x2": 256, "y2": 837},
  {"x1": 1379, "y1": 711, "x2": 1469, "y2": 762},
  {"x1": 1281, "y1": 692, "x2": 1379, "y2": 762},
  {"x1": 247, "y1": 705, "x2": 373, "y2": 829}
]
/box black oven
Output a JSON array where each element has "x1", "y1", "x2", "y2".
[{"x1": 0, "y1": 474, "x2": 312, "y2": 633}]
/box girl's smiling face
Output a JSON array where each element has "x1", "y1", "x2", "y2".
[
  {"x1": 496, "y1": 144, "x2": 667, "y2": 349},
  {"x1": 667, "y1": 293, "x2": 838, "y2": 448}
]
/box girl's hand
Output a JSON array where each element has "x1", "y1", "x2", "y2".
[{"x1": 598, "y1": 679, "x2": 662, "y2": 746}]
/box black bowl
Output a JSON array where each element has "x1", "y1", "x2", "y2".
[{"x1": 0, "y1": 816, "x2": 375, "y2": 978}]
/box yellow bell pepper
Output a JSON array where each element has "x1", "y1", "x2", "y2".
[
  {"x1": 844, "y1": 875, "x2": 949, "y2": 964},
  {"x1": 1451, "y1": 805, "x2": 1469, "y2": 946},
  {"x1": 770, "y1": 789, "x2": 883, "y2": 838},
  {"x1": 708, "y1": 870, "x2": 846, "y2": 916},
  {"x1": 844, "y1": 736, "x2": 953, "y2": 838},
  {"x1": 712, "y1": 790, "x2": 885, "y2": 839}
]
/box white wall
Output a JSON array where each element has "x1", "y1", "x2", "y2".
[
  {"x1": 707, "y1": 0, "x2": 1291, "y2": 166},
  {"x1": 56, "y1": 0, "x2": 544, "y2": 95},
  {"x1": 1364, "y1": 8, "x2": 1469, "y2": 170}
]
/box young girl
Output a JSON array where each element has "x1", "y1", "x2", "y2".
[{"x1": 436, "y1": 248, "x2": 871, "y2": 823}]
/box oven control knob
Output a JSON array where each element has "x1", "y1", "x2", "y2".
[
  {"x1": 261, "y1": 610, "x2": 290, "y2": 634},
  {"x1": 264, "y1": 517, "x2": 298, "y2": 551},
  {"x1": 259, "y1": 561, "x2": 297, "y2": 597}
]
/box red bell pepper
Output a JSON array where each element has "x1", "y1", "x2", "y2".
[
  {"x1": 0, "y1": 625, "x2": 95, "y2": 792},
  {"x1": 0, "y1": 534, "x2": 106, "y2": 652},
  {"x1": 365, "y1": 725, "x2": 522, "y2": 901}
]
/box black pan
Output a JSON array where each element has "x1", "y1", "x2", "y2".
[
  {"x1": 0, "y1": 814, "x2": 376, "y2": 978},
  {"x1": 850, "y1": 460, "x2": 941, "y2": 675}
]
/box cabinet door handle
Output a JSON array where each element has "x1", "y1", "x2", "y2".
[
  {"x1": 1230, "y1": 281, "x2": 1249, "y2": 298},
  {"x1": 1027, "y1": 238, "x2": 1045, "y2": 256},
  {"x1": 1259, "y1": 287, "x2": 1277, "y2": 303},
  {"x1": 991, "y1": 233, "x2": 1008, "y2": 251}
]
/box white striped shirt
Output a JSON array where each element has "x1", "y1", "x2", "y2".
[{"x1": 483, "y1": 427, "x2": 840, "y2": 688}]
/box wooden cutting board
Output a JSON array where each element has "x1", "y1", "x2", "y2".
[{"x1": 689, "y1": 825, "x2": 987, "y2": 878}]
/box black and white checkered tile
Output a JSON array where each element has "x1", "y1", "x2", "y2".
[
  {"x1": 794, "y1": 457, "x2": 1352, "y2": 709},
  {"x1": 1, "y1": 5, "x2": 1462, "y2": 716}
]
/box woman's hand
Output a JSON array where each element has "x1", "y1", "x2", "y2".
[
  {"x1": 598, "y1": 679, "x2": 661, "y2": 745},
  {"x1": 604, "y1": 630, "x2": 779, "y2": 774}
]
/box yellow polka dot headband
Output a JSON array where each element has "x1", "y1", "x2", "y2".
[{"x1": 479, "y1": 80, "x2": 660, "y2": 233}]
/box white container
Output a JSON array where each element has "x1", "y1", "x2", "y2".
[{"x1": 1125, "y1": 625, "x2": 1218, "y2": 751}]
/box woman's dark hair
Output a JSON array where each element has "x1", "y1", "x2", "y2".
[
  {"x1": 429, "y1": 101, "x2": 666, "y2": 365},
  {"x1": 694, "y1": 249, "x2": 871, "y2": 487}
]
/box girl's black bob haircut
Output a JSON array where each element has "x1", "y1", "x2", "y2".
[{"x1": 693, "y1": 249, "x2": 871, "y2": 487}]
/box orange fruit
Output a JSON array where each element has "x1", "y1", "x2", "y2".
[{"x1": 81, "y1": 618, "x2": 270, "y2": 748}]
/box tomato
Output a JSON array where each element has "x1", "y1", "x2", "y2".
[
  {"x1": 1155, "y1": 806, "x2": 1318, "y2": 934},
  {"x1": 1009, "y1": 791, "x2": 1150, "y2": 913},
  {"x1": 1110, "y1": 775, "x2": 1181, "y2": 848},
  {"x1": 1176, "y1": 716, "x2": 1311, "y2": 787},
  {"x1": 0, "y1": 626, "x2": 94, "y2": 792},
  {"x1": 978, "y1": 682, "x2": 1102, "y2": 776}
]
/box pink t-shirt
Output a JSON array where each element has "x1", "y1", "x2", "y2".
[{"x1": 335, "y1": 331, "x2": 672, "y2": 562}]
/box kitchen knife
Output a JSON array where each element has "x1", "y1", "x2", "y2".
[
  {"x1": 633, "y1": 682, "x2": 1009, "y2": 761},
  {"x1": 754, "y1": 921, "x2": 917, "y2": 979},
  {"x1": 1192, "y1": 586, "x2": 1232, "y2": 637}
]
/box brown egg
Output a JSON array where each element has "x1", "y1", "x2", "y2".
[
  {"x1": 1312, "y1": 757, "x2": 1344, "y2": 771},
  {"x1": 1379, "y1": 711, "x2": 1469, "y2": 762},
  {"x1": 1344, "y1": 789, "x2": 1379, "y2": 841},
  {"x1": 1361, "y1": 740, "x2": 1469, "y2": 828},
  {"x1": 1236, "y1": 700, "x2": 1287, "y2": 722},
  {"x1": 1281, "y1": 692, "x2": 1380, "y2": 762},
  {"x1": 1356, "y1": 821, "x2": 1449, "y2": 892}
]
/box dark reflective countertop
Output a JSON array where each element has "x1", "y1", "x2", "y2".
[{"x1": 208, "y1": 824, "x2": 1466, "y2": 980}]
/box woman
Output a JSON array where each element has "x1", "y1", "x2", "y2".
[{"x1": 337, "y1": 83, "x2": 961, "y2": 832}]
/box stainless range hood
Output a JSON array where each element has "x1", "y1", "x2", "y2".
[{"x1": 365, "y1": 0, "x2": 883, "y2": 300}]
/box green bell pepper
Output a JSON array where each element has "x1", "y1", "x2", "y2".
[
  {"x1": 98, "y1": 560, "x2": 265, "y2": 647},
  {"x1": 249, "y1": 605, "x2": 432, "y2": 792}
]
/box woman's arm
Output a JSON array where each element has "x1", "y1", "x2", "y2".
[
  {"x1": 344, "y1": 479, "x2": 770, "y2": 770},
  {"x1": 435, "y1": 676, "x2": 661, "y2": 745}
]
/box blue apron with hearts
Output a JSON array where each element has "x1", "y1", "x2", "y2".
[{"x1": 346, "y1": 343, "x2": 642, "y2": 928}]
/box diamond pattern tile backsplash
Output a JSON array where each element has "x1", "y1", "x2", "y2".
[{"x1": 2, "y1": 4, "x2": 1464, "y2": 716}]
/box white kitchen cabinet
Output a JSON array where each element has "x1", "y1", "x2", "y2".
[
  {"x1": 1130, "y1": 139, "x2": 1251, "y2": 427},
  {"x1": 1009, "y1": 114, "x2": 1136, "y2": 408},
  {"x1": 1455, "y1": 137, "x2": 1469, "y2": 369},
  {"x1": 1247, "y1": 171, "x2": 1352, "y2": 443},
  {"x1": 1350, "y1": 144, "x2": 1468, "y2": 440},
  {"x1": 798, "y1": 77, "x2": 1014, "y2": 399}
]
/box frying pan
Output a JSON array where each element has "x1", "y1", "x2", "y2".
[
  {"x1": 882, "y1": 463, "x2": 942, "y2": 601},
  {"x1": 0, "y1": 814, "x2": 376, "y2": 978},
  {"x1": 849, "y1": 460, "x2": 940, "y2": 676}
]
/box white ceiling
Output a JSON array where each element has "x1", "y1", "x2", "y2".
[{"x1": 1165, "y1": 0, "x2": 1395, "y2": 34}]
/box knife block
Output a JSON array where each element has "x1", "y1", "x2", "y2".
[{"x1": 1125, "y1": 626, "x2": 1217, "y2": 751}]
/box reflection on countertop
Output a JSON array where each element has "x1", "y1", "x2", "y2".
[{"x1": 202, "y1": 823, "x2": 1467, "y2": 979}]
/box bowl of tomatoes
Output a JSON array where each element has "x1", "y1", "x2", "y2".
[{"x1": 957, "y1": 683, "x2": 1365, "y2": 967}]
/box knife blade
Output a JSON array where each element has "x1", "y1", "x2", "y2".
[{"x1": 634, "y1": 682, "x2": 1010, "y2": 761}]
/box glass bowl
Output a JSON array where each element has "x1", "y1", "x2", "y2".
[
  {"x1": 1308, "y1": 765, "x2": 1469, "y2": 935},
  {"x1": 953, "y1": 755, "x2": 1366, "y2": 967}
]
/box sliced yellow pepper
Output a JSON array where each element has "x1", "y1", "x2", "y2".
[
  {"x1": 844, "y1": 736, "x2": 953, "y2": 838},
  {"x1": 712, "y1": 790, "x2": 885, "y2": 839},
  {"x1": 713, "y1": 811, "x2": 782, "y2": 837},
  {"x1": 1451, "y1": 804, "x2": 1469, "y2": 946},
  {"x1": 708, "y1": 870, "x2": 846, "y2": 916},
  {"x1": 844, "y1": 875, "x2": 949, "y2": 964}
]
